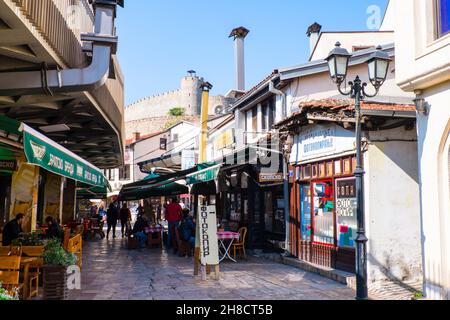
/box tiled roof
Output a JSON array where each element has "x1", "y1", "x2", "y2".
[
  {"x1": 276, "y1": 99, "x2": 415, "y2": 127},
  {"x1": 298, "y1": 99, "x2": 415, "y2": 112},
  {"x1": 126, "y1": 132, "x2": 162, "y2": 146}
]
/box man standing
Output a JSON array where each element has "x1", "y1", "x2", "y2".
[
  {"x1": 165, "y1": 197, "x2": 182, "y2": 250},
  {"x1": 2, "y1": 213, "x2": 24, "y2": 246},
  {"x1": 119, "y1": 203, "x2": 131, "y2": 238},
  {"x1": 106, "y1": 202, "x2": 119, "y2": 239}
]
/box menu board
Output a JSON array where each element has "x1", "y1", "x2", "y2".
[{"x1": 336, "y1": 178, "x2": 357, "y2": 248}]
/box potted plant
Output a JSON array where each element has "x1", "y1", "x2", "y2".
[
  {"x1": 42, "y1": 239, "x2": 76, "y2": 300},
  {"x1": 0, "y1": 283, "x2": 19, "y2": 301}
]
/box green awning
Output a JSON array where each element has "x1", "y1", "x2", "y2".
[
  {"x1": 119, "y1": 163, "x2": 218, "y2": 201},
  {"x1": 22, "y1": 124, "x2": 108, "y2": 188},
  {"x1": 185, "y1": 164, "x2": 221, "y2": 185},
  {"x1": 76, "y1": 186, "x2": 108, "y2": 200}
]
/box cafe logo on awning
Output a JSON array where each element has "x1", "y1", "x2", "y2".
[
  {"x1": 0, "y1": 160, "x2": 17, "y2": 171},
  {"x1": 30, "y1": 140, "x2": 46, "y2": 161}
]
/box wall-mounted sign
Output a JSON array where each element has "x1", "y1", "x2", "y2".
[
  {"x1": 181, "y1": 149, "x2": 196, "y2": 170},
  {"x1": 0, "y1": 160, "x2": 17, "y2": 171},
  {"x1": 259, "y1": 173, "x2": 284, "y2": 183},
  {"x1": 290, "y1": 124, "x2": 355, "y2": 164},
  {"x1": 214, "y1": 129, "x2": 234, "y2": 151},
  {"x1": 336, "y1": 178, "x2": 357, "y2": 248}
]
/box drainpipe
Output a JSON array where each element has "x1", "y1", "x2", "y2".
[
  {"x1": 0, "y1": 0, "x2": 124, "y2": 96},
  {"x1": 269, "y1": 80, "x2": 290, "y2": 256}
]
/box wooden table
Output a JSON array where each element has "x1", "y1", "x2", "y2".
[{"x1": 20, "y1": 257, "x2": 37, "y2": 300}]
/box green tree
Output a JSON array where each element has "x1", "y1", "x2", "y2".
[{"x1": 168, "y1": 107, "x2": 185, "y2": 117}]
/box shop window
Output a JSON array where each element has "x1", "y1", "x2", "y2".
[
  {"x1": 334, "y1": 160, "x2": 342, "y2": 176},
  {"x1": 264, "y1": 192, "x2": 273, "y2": 232},
  {"x1": 300, "y1": 185, "x2": 312, "y2": 241},
  {"x1": 319, "y1": 163, "x2": 326, "y2": 178},
  {"x1": 303, "y1": 165, "x2": 312, "y2": 180},
  {"x1": 343, "y1": 158, "x2": 352, "y2": 174},
  {"x1": 312, "y1": 181, "x2": 334, "y2": 245},
  {"x1": 312, "y1": 164, "x2": 318, "y2": 178},
  {"x1": 119, "y1": 165, "x2": 130, "y2": 181},
  {"x1": 438, "y1": 0, "x2": 450, "y2": 37},
  {"x1": 326, "y1": 162, "x2": 334, "y2": 177},
  {"x1": 336, "y1": 178, "x2": 357, "y2": 248}
]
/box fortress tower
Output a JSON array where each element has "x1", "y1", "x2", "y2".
[{"x1": 180, "y1": 73, "x2": 203, "y2": 116}]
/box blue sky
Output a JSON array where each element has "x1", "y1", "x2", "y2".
[{"x1": 116, "y1": 0, "x2": 389, "y2": 106}]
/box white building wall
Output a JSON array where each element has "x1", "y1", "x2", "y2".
[
  {"x1": 391, "y1": 0, "x2": 450, "y2": 300},
  {"x1": 365, "y1": 127, "x2": 422, "y2": 285},
  {"x1": 416, "y1": 83, "x2": 450, "y2": 300}
]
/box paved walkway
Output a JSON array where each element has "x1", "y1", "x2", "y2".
[{"x1": 67, "y1": 236, "x2": 355, "y2": 300}]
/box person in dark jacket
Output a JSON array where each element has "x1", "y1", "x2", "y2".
[
  {"x1": 132, "y1": 213, "x2": 149, "y2": 248},
  {"x1": 2, "y1": 213, "x2": 24, "y2": 246},
  {"x1": 45, "y1": 216, "x2": 64, "y2": 242},
  {"x1": 106, "y1": 202, "x2": 119, "y2": 239},
  {"x1": 179, "y1": 209, "x2": 196, "y2": 247},
  {"x1": 119, "y1": 203, "x2": 131, "y2": 238}
]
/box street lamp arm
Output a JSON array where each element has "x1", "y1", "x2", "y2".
[
  {"x1": 337, "y1": 81, "x2": 353, "y2": 96},
  {"x1": 361, "y1": 82, "x2": 380, "y2": 98}
]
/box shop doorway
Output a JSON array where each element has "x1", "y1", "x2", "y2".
[{"x1": 0, "y1": 175, "x2": 12, "y2": 228}]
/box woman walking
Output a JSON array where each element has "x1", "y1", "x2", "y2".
[{"x1": 119, "y1": 203, "x2": 131, "y2": 238}]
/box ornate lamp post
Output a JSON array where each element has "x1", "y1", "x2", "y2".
[{"x1": 326, "y1": 42, "x2": 391, "y2": 300}]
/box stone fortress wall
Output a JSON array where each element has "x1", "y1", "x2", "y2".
[{"x1": 125, "y1": 75, "x2": 236, "y2": 139}]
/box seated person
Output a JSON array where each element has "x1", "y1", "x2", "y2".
[
  {"x1": 2, "y1": 213, "x2": 24, "y2": 246},
  {"x1": 132, "y1": 214, "x2": 149, "y2": 248},
  {"x1": 179, "y1": 209, "x2": 196, "y2": 247},
  {"x1": 45, "y1": 216, "x2": 64, "y2": 243}
]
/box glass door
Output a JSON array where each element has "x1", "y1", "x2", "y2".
[
  {"x1": 300, "y1": 184, "x2": 312, "y2": 241},
  {"x1": 312, "y1": 180, "x2": 334, "y2": 245}
]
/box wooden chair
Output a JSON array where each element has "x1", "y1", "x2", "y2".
[
  {"x1": 67, "y1": 235, "x2": 83, "y2": 270},
  {"x1": 21, "y1": 246, "x2": 43, "y2": 299},
  {"x1": 0, "y1": 256, "x2": 23, "y2": 298},
  {"x1": 63, "y1": 228, "x2": 71, "y2": 251},
  {"x1": 232, "y1": 227, "x2": 248, "y2": 261}
]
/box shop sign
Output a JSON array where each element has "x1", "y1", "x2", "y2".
[
  {"x1": 197, "y1": 205, "x2": 219, "y2": 265},
  {"x1": 336, "y1": 178, "x2": 357, "y2": 248},
  {"x1": 214, "y1": 129, "x2": 234, "y2": 151},
  {"x1": 259, "y1": 173, "x2": 283, "y2": 183},
  {"x1": 0, "y1": 160, "x2": 17, "y2": 171},
  {"x1": 181, "y1": 149, "x2": 196, "y2": 170},
  {"x1": 291, "y1": 124, "x2": 355, "y2": 163},
  {"x1": 23, "y1": 125, "x2": 107, "y2": 188},
  {"x1": 186, "y1": 164, "x2": 221, "y2": 185}
]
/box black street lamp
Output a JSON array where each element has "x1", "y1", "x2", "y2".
[{"x1": 326, "y1": 42, "x2": 391, "y2": 300}]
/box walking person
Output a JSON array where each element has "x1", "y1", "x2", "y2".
[
  {"x1": 165, "y1": 197, "x2": 182, "y2": 251},
  {"x1": 106, "y1": 202, "x2": 119, "y2": 239},
  {"x1": 119, "y1": 203, "x2": 131, "y2": 238}
]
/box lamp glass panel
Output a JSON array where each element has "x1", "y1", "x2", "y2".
[
  {"x1": 336, "y1": 56, "x2": 349, "y2": 77},
  {"x1": 368, "y1": 60, "x2": 376, "y2": 82},
  {"x1": 328, "y1": 57, "x2": 337, "y2": 78},
  {"x1": 376, "y1": 60, "x2": 389, "y2": 81}
]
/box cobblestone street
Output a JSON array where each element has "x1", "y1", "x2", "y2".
[{"x1": 67, "y1": 235, "x2": 355, "y2": 300}]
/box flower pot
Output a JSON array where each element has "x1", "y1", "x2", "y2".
[{"x1": 43, "y1": 265, "x2": 68, "y2": 300}]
